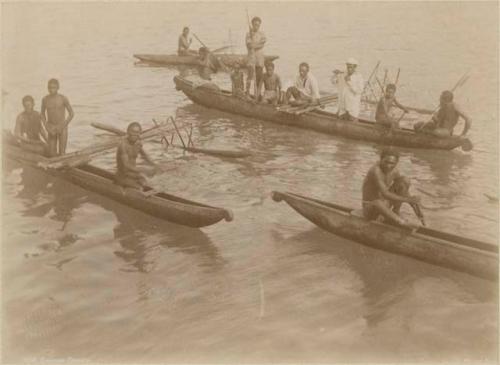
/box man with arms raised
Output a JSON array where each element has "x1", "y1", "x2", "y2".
[
  {"x1": 115, "y1": 122, "x2": 159, "y2": 190},
  {"x1": 362, "y1": 148, "x2": 420, "y2": 229},
  {"x1": 41, "y1": 78, "x2": 74, "y2": 156},
  {"x1": 284, "y1": 62, "x2": 320, "y2": 106}
]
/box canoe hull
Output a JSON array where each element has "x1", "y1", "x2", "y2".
[
  {"x1": 134, "y1": 53, "x2": 279, "y2": 68},
  {"x1": 174, "y1": 75, "x2": 470, "y2": 150},
  {"x1": 3, "y1": 143, "x2": 233, "y2": 228},
  {"x1": 272, "y1": 191, "x2": 498, "y2": 280}
]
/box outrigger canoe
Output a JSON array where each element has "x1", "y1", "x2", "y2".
[
  {"x1": 271, "y1": 191, "x2": 498, "y2": 280},
  {"x1": 174, "y1": 75, "x2": 472, "y2": 151},
  {"x1": 134, "y1": 53, "x2": 279, "y2": 68},
  {"x1": 3, "y1": 142, "x2": 233, "y2": 228}
]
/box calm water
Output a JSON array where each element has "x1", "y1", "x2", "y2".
[{"x1": 2, "y1": 2, "x2": 498, "y2": 363}]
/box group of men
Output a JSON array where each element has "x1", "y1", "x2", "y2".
[
  {"x1": 14, "y1": 79, "x2": 74, "y2": 157},
  {"x1": 12, "y1": 21, "x2": 474, "y2": 227},
  {"x1": 178, "y1": 18, "x2": 472, "y2": 139}
]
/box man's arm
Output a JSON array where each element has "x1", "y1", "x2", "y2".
[
  {"x1": 374, "y1": 167, "x2": 415, "y2": 203},
  {"x1": 455, "y1": 103, "x2": 472, "y2": 136},
  {"x1": 40, "y1": 97, "x2": 47, "y2": 124},
  {"x1": 310, "y1": 76, "x2": 320, "y2": 103},
  {"x1": 245, "y1": 32, "x2": 253, "y2": 50},
  {"x1": 63, "y1": 96, "x2": 74, "y2": 126},
  {"x1": 253, "y1": 32, "x2": 266, "y2": 50},
  {"x1": 346, "y1": 74, "x2": 364, "y2": 95},
  {"x1": 139, "y1": 146, "x2": 157, "y2": 167},
  {"x1": 393, "y1": 98, "x2": 409, "y2": 113},
  {"x1": 37, "y1": 113, "x2": 48, "y2": 142},
  {"x1": 14, "y1": 114, "x2": 24, "y2": 137}
]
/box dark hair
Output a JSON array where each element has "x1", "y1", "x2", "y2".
[
  {"x1": 199, "y1": 46, "x2": 209, "y2": 54},
  {"x1": 48, "y1": 78, "x2": 59, "y2": 87},
  {"x1": 264, "y1": 60, "x2": 274, "y2": 69},
  {"x1": 441, "y1": 90, "x2": 454, "y2": 102},
  {"x1": 299, "y1": 62, "x2": 309, "y2": 70},
  {"x1": 183, "y1": 26, "x2": 189, "y2": 32},
  {"x1": 127, "y1": 122, "x2": 142, "y2": 133},
  {"x1": 380, "y1": 147, "x2": 400, "y2": 161},
  {"x1": 251, "y1": 16, "x2": 261, "y2": 24},
  {"x1": 386, "y1": 83, "x2": 396, "y2": 91},
  {"x1": 22, "y1": 95, "x2": 34, "y2": 104}
]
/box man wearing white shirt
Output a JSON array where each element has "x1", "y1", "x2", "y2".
[
  {"x1": 284, "y1": 62, "x2": 320, "y2": 106},
  {"x1": 333, "y1": 58, "x2": 364, "y2": 121}
]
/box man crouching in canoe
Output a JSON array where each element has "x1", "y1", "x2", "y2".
[
  {"x1": 362, "y1": 148, "x2": 421, "y2": 229},
  {"x1": 115, "y1": 122, "x2": 159, "y2": 190}
]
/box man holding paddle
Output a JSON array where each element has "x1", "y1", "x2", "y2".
[
  {"x1": 115, "y1": 122, "x2": 160, "y2": 190},
  {"x1": 245, "y1": 16, "x2": 266, "y2": 97},
  {"x1": 178, "y1": 27, "x2": 197, "y2": 56},
  {"x1": 414, "y1": 90, "x2": 472, "y2": 137}
]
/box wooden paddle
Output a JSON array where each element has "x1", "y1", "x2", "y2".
[
  {"x1": 246, "y1": 8, "x2": 258, "y2": 97},
  {"x1": 192, "y1": 33, "x2": 208, "y2": 48},
  {"x1": 212, "y1": 45, "x2": 232, "y2": 54}
]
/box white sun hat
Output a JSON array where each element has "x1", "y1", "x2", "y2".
[{"x1": 346, "y1": 58, "x2": 359, "y2": 65}]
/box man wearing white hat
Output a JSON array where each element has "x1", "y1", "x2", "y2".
[{"x1": 332, "y1": 58, "x2": 364, "y2": 121}]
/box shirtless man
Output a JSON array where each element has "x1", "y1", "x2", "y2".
[
  {"x1": 40, "y1": 79, "x2": 74, "y2": 156},
  {"x1": 178, "y1": 27, "x2": 196, "y2": 56},
  {"x1": 15, "y1": 95, "x2": 47, "y2": 142},
  {"x1": 414, "y1": 90, "x2": 471, "y2": 137},
  {"x1": 245, "y1": 16, "x2": 266, "y2": 96},
  {"x1": 258, "y1": 61, "x2": 282, "y2": 105},
  {"x1": 375, "y1": 84, "x2": 409, "y2": 128},
  {"x1": 362, "y1": 148, "x2": 420, "y2": 229},
  {"x1": 115, "y1": 122, "x2": 159, "y2": 190}
]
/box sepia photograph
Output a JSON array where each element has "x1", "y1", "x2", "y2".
[{"x1": 1, "y1": 1, "x2": 498, "y2": 363}]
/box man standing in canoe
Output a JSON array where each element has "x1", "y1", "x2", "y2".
[
  {"x1": 333, "y1": 58, "x2": 364, "y2": 121},
  {"x1": 245, "y1": 16, "x2": 266, "y2": 97},
  {"x1": 41, "y1": 78, "x2": 74, "y2": 156},
  {"x1": 362, "y1": 148, "x2": 421, "y2": 229},
  {"x1": 414, "y1": 90, "x2": 472, "y2": 137},
  {"x1": 284, "y1": 62, "x2": 320, "y2": 106},
  {"x1": 115, "y1": 122, "x2": 159, "y2": 190},
  {"x1": 15, "y1": 95, "x2": 48, "y2": 143},
  {"x1": 178, "y1": 27, "x2": 196, "y2": 56},
  {"x1": 375, "y1": 84, "x2": 409, "y2": 128}
]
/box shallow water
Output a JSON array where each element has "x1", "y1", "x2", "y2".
[{"x1": 1, "y1": 2, "x2": 498, "y2": 363}]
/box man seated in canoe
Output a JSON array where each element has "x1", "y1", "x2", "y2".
[
  {"x1": 362, "y1": 148, "x2": 421, "y2": 229},
  {"x1": 258, "y1": 60, "x2": 282, "y2": 106},
  {"x1": 115, "y1": 122, "x2": 159, "y2": 190},
  {"x1": 283, "y1": 62, "x2": 320, "y2": 107},
  {"x1": 332, "y1": 58, "x2": 364, "y2": 121},
  {"x1": 178, "y1": 27, "x2": 197, "y2": 56},
  {"x1": 375, "y1": 84, "x2": 409, "y2": 129},
  {"x1": 198, "y1": 47, "x2": 228, "y2": 80},
  {"x1": 15, "y1": 95, "x2": 48, "y2": 143},
  {"x1": 413, "y1": 90, "x2": 471, "y2": 138}
]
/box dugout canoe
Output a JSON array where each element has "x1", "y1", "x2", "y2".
[
  {"x1": 271, "y1": 191, "x2": 498, "y2": 280},
  {"x1": 134, "y1": 53, "x2": 279, "y2": 68},
  {"x1": 3, "y1": 142, "x2": 233, "y2": 228},
  {"x1": 174, "y1": 75, "x2": 472, "y2": 151}
]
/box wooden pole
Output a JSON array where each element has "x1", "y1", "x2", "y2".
[{"x1": 192, "y1": 33, "x2": 208, "y2": 48}]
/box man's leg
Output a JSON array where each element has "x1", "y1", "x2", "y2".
[
  {"x1": 366, "y1": 199, "x2": 405, "y2": 225},
  {"x1": 246, "y1": 66, "x2": 255, "y2": 95},
  {"x1": 59, "y1": 127, "x2": 68, "y2": 155},
  {"x1": 390, "y1": 177, "x2": 411, "y2": 214},
  {"x1": 47, "y1": 133, "x2": 58, "y2": 157}
]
